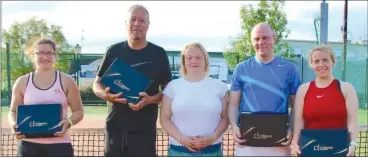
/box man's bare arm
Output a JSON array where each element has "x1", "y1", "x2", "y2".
[
  {"x1": 93, "y1": 76, "x2": 108, "y2": 100},
  {"x1": 288, "y1": 95, "x2": 296, "y2": 132}
]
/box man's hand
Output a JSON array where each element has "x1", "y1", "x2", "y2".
[
  {"x1": 281, "y1": 130, "x2": 293, "y2": 146},
  {"x1": 128, "y1": 92, "x2": 153, "y2": 111},
  {"x1": 105, "y1": 87, "x2": 127, "y2": 104},
  {"x1": 232, "y1": 126, "x2": 246, "y2": 147}
]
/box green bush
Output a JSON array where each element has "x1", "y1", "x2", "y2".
[
  {"x1": 1, "y1": 88, "x2": 9, "y2": 97},
  {"x1": 1, "y1": 88, "x2": 11, "y2": 106},
  {"x1": 79, "y1": 87, "x2": 101, "y2": 101}
]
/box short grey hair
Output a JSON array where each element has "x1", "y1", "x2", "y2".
[{"x1": 128, "y1": 4, "x2": 150, "y2": 22}]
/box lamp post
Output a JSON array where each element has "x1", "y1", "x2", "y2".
[
  {"x1": 0, "y1": 42, "x2": 3, "y2": 106},
  {"x1": 75, "y1": 44, "x2": 82, "y2": 54},
  {"x1": 341, "y1": 0, "x2": 348, "y2": 81},
  {"x1": 74, "y1": 44, "x2": 82, "y2": 86},
  {"x1": 320, "y1": 0, "x2": 328, "y2": 44}
]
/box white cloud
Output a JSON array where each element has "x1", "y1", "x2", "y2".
[
  {"x1": 328, "y1": 1, "x2": 368, "y2": 10},
  {"x1": 284, "y1": 1, "x2": 368, "y2": 22},
  {"x1": 80, "y1": 45, "x2": 106, "y2": 54},
  {"x1": 2, "y1": 1, "x2": 366, "y2": 54},
  {"x1": 144, "y1": 1, "x2": 253, "y2": 37},
  {"x1": 2, "y1": 1, "x2": 249, "y2": 44},
  {"x1": 287, "y1": 30, "x2": 316, "y2": 41},
  {"x1": 284, "y1": 1, "x2": 321, "y2": 22}
]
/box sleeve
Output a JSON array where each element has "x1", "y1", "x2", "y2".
[
  {"x1": 162, "y1": 81, "x2": 174, "y2": 100},
  {"x1": 230, "y1": 63, "x2": 243, "y2": 91},
  {"x1": 159, "y1": 48, "x2": 172, "y2": 86},
  {"x1": 289, "y1": 64, "x2": 301, "y2": 95},
  {"x1": 97, "y1": 46, "x2": 113, "y2": 77}
]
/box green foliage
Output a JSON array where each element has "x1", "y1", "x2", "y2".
[
  {"x1": 224, "y1": 0, "x2": 296, "y2": 68},
  {"x1": 79, "y1": 87, "x2": 101, "y2": 101},
  {"x1": 1, "y1": 88, "x2": 9, "y2": 98},
  {"x1": 1, "y1": 16, "x2": 75, "y2": 86}
]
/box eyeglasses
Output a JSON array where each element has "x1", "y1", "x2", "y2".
[{"x1": 35, "y1": 51, "x2": 56, "y2": 56}]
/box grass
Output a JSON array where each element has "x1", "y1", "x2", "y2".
[{"x1": 358, "y1": 110, "x2": 368, "y2": 125}]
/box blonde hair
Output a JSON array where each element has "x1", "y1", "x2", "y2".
[
  {"x1": 180, "y1": 43, "x2": 210, "y2": 76},
  {"x1": 308, "y1": 44, "x2": 336, "y2": 65}
]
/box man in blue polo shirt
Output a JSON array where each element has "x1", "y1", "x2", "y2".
[{"x1": 228, "y1": 23, "x2": 301, "y2": 156}]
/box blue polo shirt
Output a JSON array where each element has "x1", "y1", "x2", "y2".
[{"x1": 230, "y1": 56, "x2": 301, "y2": 114}]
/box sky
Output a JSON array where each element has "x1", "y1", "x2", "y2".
[{"x1": 2, "y1": 1, "x2": 368, "y2": 54}]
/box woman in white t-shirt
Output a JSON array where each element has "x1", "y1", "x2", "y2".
[{"x1": 160, "y1": 43, "x2": 229, "y2": 156}]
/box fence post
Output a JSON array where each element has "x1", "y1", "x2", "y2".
[
  {"x1": 172, "y1": 53, "x2": 174, "y2": 71},
  {"x1": 365, "y1": 55, "x2": 368, "y2": 111},
  {"x1": 6, "y1": 43, "x2": 11, "y2": 101},
  {"x1": 0, "y1": 43, "x2": 2, "y2": 106},
  {"x1": 75, "y1": 54, "x2": 79, "y2": 86},
  {"x1": 301, "y1": 56, "x2": 304, "y2": 83},
  {"x1": 72, "y1": 54, "x2": 77, "y2": 82}
]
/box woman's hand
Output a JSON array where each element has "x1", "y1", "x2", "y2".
[
  {"x1": 180, "y1": 136, "x2": 201, "y2": 152},
  {"x1": 290, "y1": 141, "x2": 301, "y2": 157},
  {"x1": 11, "y1": 123, "x2": 25, "y2": 140},
  {"x1": 54, "y1": 118, "x2": 71, "y2": 137},
  {"x1": 193, "y1": 135, "x2": 217, "y2": 150},
  {"x1": 346, "y1": 143, "x2": 356, "y2": 157}
]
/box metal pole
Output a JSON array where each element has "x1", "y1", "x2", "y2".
[
  {"x1": 366, "y1": 52, "x2": 368, "y2": 111},
  {"x1": 320, "y1": 0, "x2": 328, "y2": 44},
  {"x1": 366, "y1": 24, "x2": 368, "y2": 111},
  {"x1": 76, "y1": 54, "x2": 79, "y2": 86},
  {"x1": 6, "y1": 43, "x2": 11, "y2": 100},
  {"x1": 341, "y1": 0, "x2": 348, "y2": 81},
  {"x1": 0, "y1": 43, "x2": 2, "y2": 107},
  {"x1": 301, "y1": 56, "x2": 304, "y2": 83},
  {"x1": 172, "y1": 53, "x2": 175, "y2": 71}
]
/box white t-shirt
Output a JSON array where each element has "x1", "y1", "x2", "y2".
[{"x1": 162, "y1": 76, "x2": 229, "y2": 146}]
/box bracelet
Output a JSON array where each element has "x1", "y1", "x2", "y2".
[
  {"x1": 66, "y1": 117, "x2": 73, "y2": 126},
  {"x1": 350, "y1": 141, "x2": 357, "y2": 148}
]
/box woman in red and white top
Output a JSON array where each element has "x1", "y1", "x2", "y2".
[
  {"x1": 7, "y1": 37, "x2": 84, "y2": 156},
  {"x1": 291, "y1": 45, "x2": 359, "y2": 156}
]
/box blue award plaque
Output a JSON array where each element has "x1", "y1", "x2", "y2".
[
  {"x1": 100, "y1": 58, "x2": 152, "y2": 104},
  {"x1": 16, "y1": 104, "x2": 62, "y2": 138},
  {"x1": 299, "y1": 129, "x2": 349, "y2": 157}
]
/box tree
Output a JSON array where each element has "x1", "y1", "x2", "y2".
[
  {"x1": 1, "y1": 16, "x2": 75, "y2": 87},
  {"x1": 224, "y1": 0, "x2": 296, "y2": 69}
]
